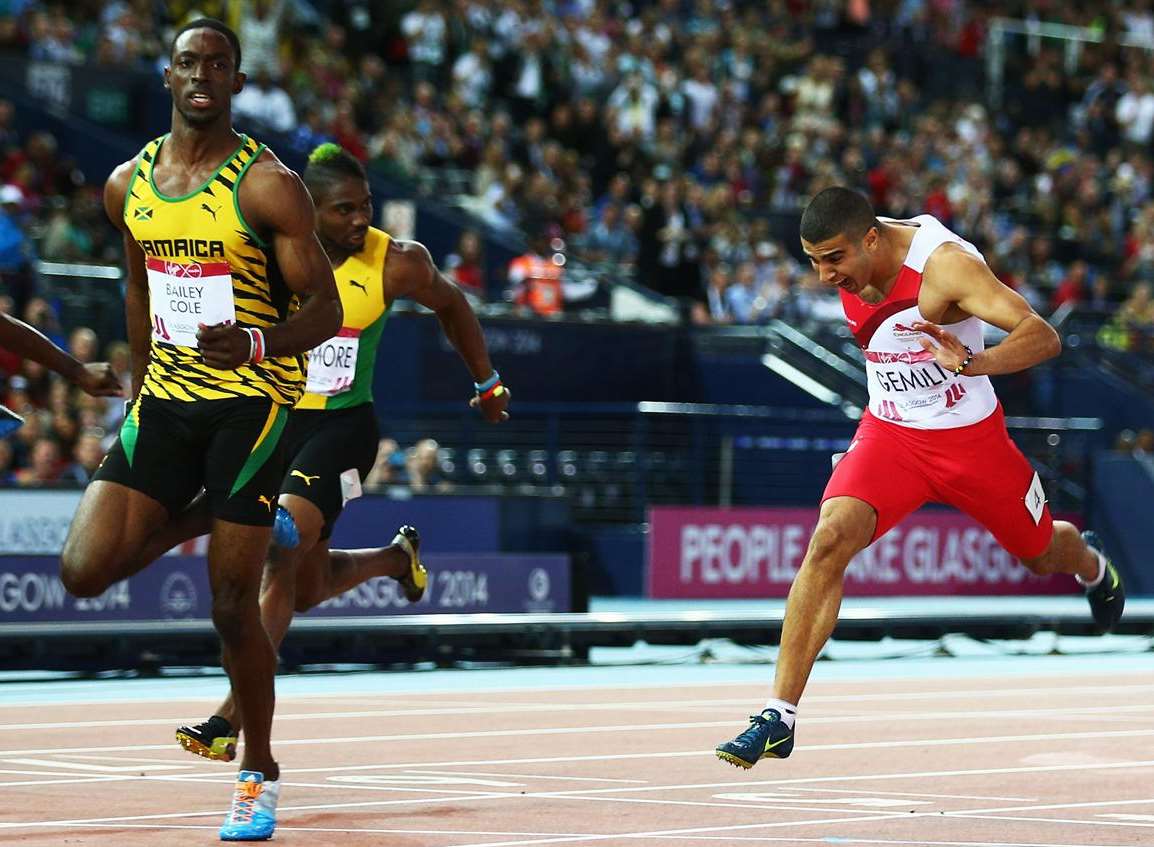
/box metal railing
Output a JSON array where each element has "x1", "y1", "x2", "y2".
[
  {"x1": 987, "y1": 17, "x2": 1154, "y2": 107},
  {"x1": 378, "y1": 401, "x2": 1104, "y2": 523}
]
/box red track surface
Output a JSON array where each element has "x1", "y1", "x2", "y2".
[{"x1": 2, "y1": 672, "x2": 1153, "y2": 846}]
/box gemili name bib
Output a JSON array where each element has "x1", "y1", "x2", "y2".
[{"x1": 841, "y1": 215, "x2": 998, "y2": 431}]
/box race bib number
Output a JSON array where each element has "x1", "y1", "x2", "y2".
[
  {"x1": 305, "y1": 328, "x2": 360, "y2": 396},
  {"x1": 146, "y1": 258, "x2": 236, "y2": 347}
]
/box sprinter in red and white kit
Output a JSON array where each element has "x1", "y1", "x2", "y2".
[{"x1": 715, "y1": 186, "x2": 1126, "y2": 769}]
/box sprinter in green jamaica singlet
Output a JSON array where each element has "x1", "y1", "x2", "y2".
[
  {"x1": 112, "y1": 144, "x2": 510, "y2": 769},
  {"x1": 58, "y1": 18, "x2": 342, "y2": 843}
]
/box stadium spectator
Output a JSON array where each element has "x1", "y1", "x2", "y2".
[
  {"x1": 363, "y1": 437, "x2": 403, "y2": 489},
  {"x1": 62, "y1": 429, "x2": 106, "y2": 485},
  {"x1": 237, "y1": 0, "x2": 286, "y2": 78},
  {"x1": 0, "y1": 183, "x2": 33, "y2": 310},
  {"x1": 444, "y1": 229, "x2": 486, "y2": 300},
  {"x1": 508, "y1": 229, "x2": 565, "y2": 317},
  {"x1": 406, "y1": 437, "x2": 449, "y2": 493},
  {"x1": 68, "y1": 327, "x2": 98, "y2": 365},
  {"x1": 638, "y1": 178, "x2": 702, "y2": 309},
  {"x1": 580, "y1": 202, "x2": 638, "y2": 268},
  {"x1": 233, "y1": 70, "x2": 297, "y2": 135},
  {"x1": 14, "y1": 435, "x2": 62, "y2": 486},
  {"x1": 697, "y1": 263, "x2": 733, "y2": 325},
  {"x1": 401, "y1": 0, "x2": 447, "y2": 86}
]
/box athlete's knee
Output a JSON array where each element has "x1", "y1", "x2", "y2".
[
  {"x1": 805, "y1": 518, "x2": 870, "y2": 576},
  {"x1": 59, "y1": 557, "x2": 112, "y2": 598},
  {"x1": 59, "y1": 540, "x2": 117, "y2": 598},
  {"x1": 1019, "y1": 522, "x2": 1072, "y2": 576},
  {"x1": 211, "y1": 581, "x2": 260, "y2": 643}
]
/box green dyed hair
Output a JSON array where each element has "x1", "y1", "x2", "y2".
[{"x1": 303, "y1": 143, "x2": 367, "y2": 199}]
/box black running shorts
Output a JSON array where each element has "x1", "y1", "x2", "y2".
[
  {"x1": 95, "y1": 395, "x2": 289, "y2": 526},
  {"x1": 279, "y1": 402, "x2": 380, "y2": 539}
]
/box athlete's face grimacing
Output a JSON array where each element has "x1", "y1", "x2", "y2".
[
  {"x1": 165, "y1": 29, "x2": 244, "y2": 127},
  {"x1": 316, "y1": 178, "x2": 373, "y2": 254},
  {"x1": 801, "y1": 226, "x2": 879, "y2": 298}
]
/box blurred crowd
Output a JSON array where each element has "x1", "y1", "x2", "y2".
[
  {"x1": 5, "y1": 2, "x2": 1154, "y2": 331},
  {"x1": 4, "y1": 1, "x2": 1154, "y2": 486}
]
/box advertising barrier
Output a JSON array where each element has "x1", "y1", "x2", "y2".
[
  {"x1": 648, "y1": 506, "x2": 1076, "y2": 598},
  {"x1": 0, "y1": 491, "x2": 502, "y2": 555},
  {"x1": 0, "y1": 553, "x2": 570, "y2": 624}
]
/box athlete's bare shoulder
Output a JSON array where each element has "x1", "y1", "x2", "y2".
[
  {"x1": 386, "y1": 238, "x2": 434, "y2": 266},
  {"x1": 238, "y1": 148, "x2": 313, "y2": 238},
  {"x1": 923, "y1": 241, "x2": 991, "y2": 289},
  {"x1": 384, "y1": 238, "x2": 436, "y2": 297},
  {"x1": 102, "y1": 155, "x2": 141, "y2": 229}
]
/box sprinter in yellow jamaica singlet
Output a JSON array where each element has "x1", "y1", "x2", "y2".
[
  {"x1": 58, "y1": 18, "x2": 342, "y2": 843},
  {"x1": 167, "y1": 143, "x2": 511, "y2": 763}
]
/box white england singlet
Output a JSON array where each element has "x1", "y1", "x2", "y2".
[{"x1": 840, "y1": 215, "x2": 999, "y2": 430}]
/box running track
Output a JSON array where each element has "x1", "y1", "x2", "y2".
[{"x1": 1, "y1": 651, "x2": 1153, "y2": 846}]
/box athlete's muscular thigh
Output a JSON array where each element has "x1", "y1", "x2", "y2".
[{"x1": 61, "y1": 480, "x2": 170, "y2": 597}]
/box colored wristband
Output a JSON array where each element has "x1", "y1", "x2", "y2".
[
  {"x1": 245, "y1": 327, "x2": 266, "y2": 364},
  {"x1": 953, "y1": 345, "x2": 973, "y2": 376},
  {"x1": 474, "y1": 370, "x2": 501, "y2": 393},
  {"x1": 479, "y1": 382, "x2": 506, "y2": 401}
]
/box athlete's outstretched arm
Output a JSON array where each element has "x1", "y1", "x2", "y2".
[
  {"x1": 103, "y1": 158, "x2": 151, "y2": 397},
  {"x1": 0, "y1": 313, "x2": 121, "y2": 397},
  {"x1": 915, "y1": 246, "x2": 1061, "y2": 377},
  {"x1": 198, "y1": 157, "x2": 342, "y2": 369},
  {"x1": 386, "y1": 239, "x2": 509, "y2": 423}
]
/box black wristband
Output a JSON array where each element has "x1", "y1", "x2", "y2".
[{"x1": 953, "y1": 345, "x2": 974, "y2": 375}]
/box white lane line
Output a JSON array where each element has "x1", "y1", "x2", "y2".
[
  {"x1": 421, "y1": 770, "x2": 648, "y2": 784},
  {"x1": 6, "y1": 757, "x2": 1153, "y2": 831},
  {"x1": 787, "y1": 786, "x2": 1037, "y2": 802},
  {"x1": 4, "y1": 723, "x2": 1154, "y2": 759},
  {"x1": 2, "y1": 757, "x2": 191, "y2": 772},
  {"x1": 1104, "y1": 814, "x2": 1154, "y2": 821},
  {"x1": 29, "y1": 826, "x2": 1151, "y2": 846},
  {"x1": 512, "y1": 759, "x2": 1154, "y2": 798},
  {"x1": 943, "y1": 813, "x2": 1154, "y2": 830},
  {"x1": 0, "y1": 791, "x2": 516, "y2": 829},
  {"x1": 0, "y1": 774, "x2": 129, "y2": 787},
  {"x1": 946, "y1": 797, "x2": 1154, "y2": 815},
  {"x1": 5, "y1": 695, "x2": 1154, "y2": 732},
  {"x1": 57, "y1": 753, "x2": 212, "y2": 766}
]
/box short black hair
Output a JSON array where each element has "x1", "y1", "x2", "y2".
[
  {"x1": 303, "y1": 143, "x2": 367, "y2": 199},
  {"x1": 800, "y1": 187, "x2": 878, "y2": 244},
  {"x1": 171, "y1": 18, "x2": 242, "y2": 72}
]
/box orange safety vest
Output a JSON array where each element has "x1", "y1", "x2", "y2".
[{"x1": 509, "y1": 253, "x2": 564, "y2": 315}]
